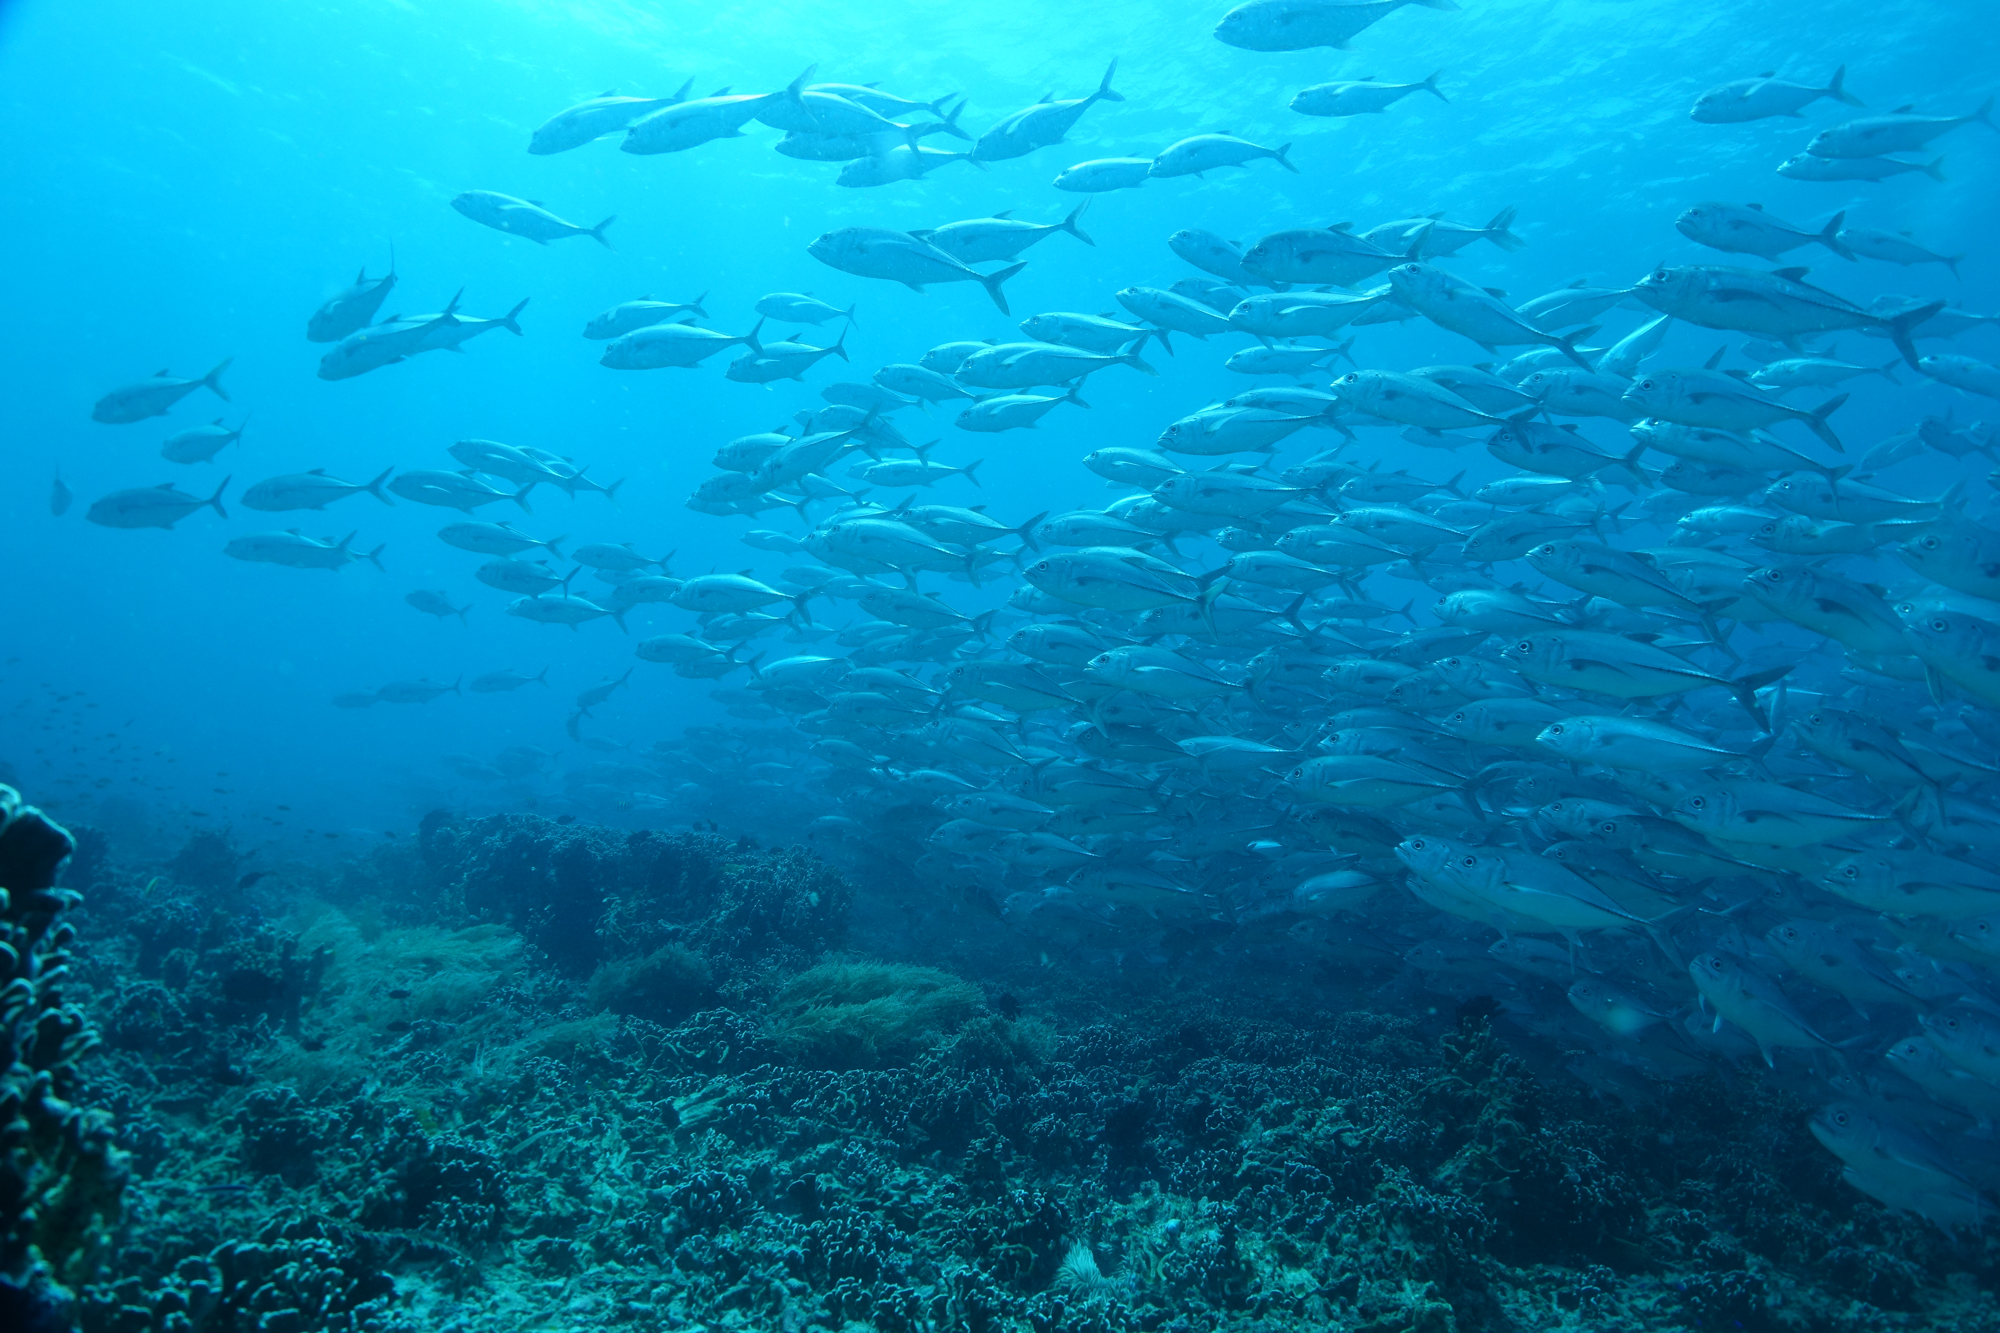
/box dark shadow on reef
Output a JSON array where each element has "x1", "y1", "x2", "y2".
[{"x1": 2, "y1": 798, "x2": 1993, "y2": 1331}]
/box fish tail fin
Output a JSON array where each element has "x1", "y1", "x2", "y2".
[
  {"x1": 1885, "y1": 299, "x2": 1944, "y2": 369},
  {"x1": 203, "y1": 357, "x2": 234, "y2": 402},
  {"x1": 1281, "y1": 591, "x2": 1313, "y2": 636},
  {"x1": 1150, "y1": 325, "x2": 1175, "y2": 357},
  {"x1": 656, "y1": 549, "x2": 676, "y2": 575},
  {"x1": 980, "y1": 262, "x2": 1027, "y2": 315},
  {"x1": 589, "y1": 217, "x2": 616, "y2": 249},
  {"x1": 1973, "y1": 94, "x2": 1995, "y2": 130},
  {"x1": 1063, "y1": 382, "x2": 1092, "y2": 410},
  {"x1": 743, "y1": 317, "x2": 765, "y2": 355},
  {"x1": 512, "y1": 481, "x2": 536, "y2": 514},
  {"x1": 534, "y1": 666, "x2": 550, "y2": 686},
  {"x1": 208, "y1": 475, "x2": 231, "y2": 520},
  {"x1": 962, "y1": 458, "x2": 985, "y2": 488},
  {"x1": 1875, "y1": 357, "x2": 1902, "y2": 385},
  {"x1": 1423, "y1": 69, "x2": 1449, "y2": 102},
  {"x1": 455, "y1": 603, "x2": 470, "y2": 626},
  {"x1": 830, "y1": 326, "x2": 850, "y2": 362},
  {"x1": 1095, "y1": 58, "x2": 1123, "y2": 104},
  {"x1": 1484, "y1": 204, "x2": 1525, "y2": 251},
  {"x1": 1124, "y1": 351, "x2": 1158, "y2": 376},
  {"x1": 365, "y1": 543, "x2": 387, "y2": 573},
  {"x1": 843, "y1": 302, "x2": 859, "y2": 326},
  {"x1": 1921, "y1": 156, "x2": 1947, "y2": 182},
  {"x1": 1730, "y1": 664, "x2": 1792, "y2": 727},
  {"x1": 1818, "y1": 210, "x2": 1854, "y2": 260},
  {"x1": 1804, "y1": 393, "x2": 1848, "y2": 451},
  {"x1": 689, "y1": 290, "x2": 711, "y2": 319},
  {"x1": 610, "y1": 608, "x2": 629, "y2": 635},
  {"x1": 1826, "y1": 64, "x2": 1862, "y2": 106},
  {"x1": 1273, "y1": 142, "x2": 1299, "y2": 173},
  {"x1": 784, "y1": 64, "x2": 816, "y2": 103},
  {"x1": 1061, "y1": 198, "x2": 1094, "y2": 246},
  {"x1": 1015, "y1": 510, "x2": 1048, "y2": 551},
  {"x1": 543, "y1": 535, "x2": 567, "y2": 561},
  {"x1": 499, "y1": 297, "x2": 530, "y2": 334},
  {"x1": 1555, "y1": 327, "x2": 1595, "y2": 370},
  {"x1": 1644, "y1": 922, "x2": 1685, "y2": 971},
  {"x1": 937, "y1": 97, "x2": 971, "y2": 141},
  {"x1": 366, "y1": 466, "x2": 395, "y2": 505}
]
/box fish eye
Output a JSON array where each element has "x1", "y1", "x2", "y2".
[
  {"x1": 1516, "y1": 640, "x2": 1533, "y2": 652},
  {"x1": 1638, "y1": 379, "x2": 1654, "y2": 390},
  {"x1": 1688, "y1": 796, "x2": 1705, "y2": 809},
  {"x1": 1460, "y1": 855, "x2": 1475, "y2": 867},
  {"x1": 1932, "y1": 618, "x2": 1949, "y2": 632},
  {"x1": 1547, "y1": 724, "x2": 1564, "y2": 735}
]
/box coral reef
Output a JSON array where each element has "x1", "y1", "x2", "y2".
[
  {"x1": 21, "y1": 811, "x2": 1997, "y2": 1332},
  {"x1": 0, "y1": 786, "x2": 125, "y2": 1331}
]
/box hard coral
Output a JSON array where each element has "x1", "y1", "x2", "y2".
[{"x1": 1, "y1": 786, "x2": 125, "y2": 1322}]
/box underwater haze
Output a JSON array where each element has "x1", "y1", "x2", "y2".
[{"x1": 4, "y1": 0, "x2": 2000, "y2": 1329}]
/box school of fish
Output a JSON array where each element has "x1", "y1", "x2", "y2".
[{"x1": 70, "y1": 3, "x2": 2000, "y2": 1233}]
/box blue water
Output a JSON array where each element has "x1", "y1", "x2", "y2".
[{"x1": 2, "y1": 0, "x2": 1990, "y2": 848}]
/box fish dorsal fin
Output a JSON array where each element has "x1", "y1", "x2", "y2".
[
  {"x1": 288, "y1": 527, "x2": 301, "y2": 535},
  {"x1": 1704, "y1": 347, "x2": 1727, "y2": 369},
  {"x1": 738, "y1": 567, "x2": 753, "y2": 576},
  {"x1": 213, "y1": 416, "x2": 224, "y2": 424},
  {"x1": 354, "y1": 267, "x2": 367, "y2": 282},
  {"x1": 1724, "y1": 368, "x2": 1752, "y2": 381},
  {"x1": 1759, "y1": 71, "x2": 1775, "y2": 78},
  {"x1": 154, "y1": 367, "x2": 172, "y2": 376},
  {"x1": 1329, "y1": 221, "x2": 1352, "y2": 232},
  {"x1": 1483, "y1": 287, "x2": 1508, "y2": 299},
  {"x1": 527, "y1": 198, "x2": 545, "y2": 207},
  {"x1": 992, "y1": 209, "x2": 1014, "y2": 220},
  {"x1": 600, "y1": 88, "x2": 617, "y2": 97},
  {"x1": 308, "y1": 467, "x2": 328, "y2": 476},
  {"x1": 1559, "y1": 424, "x2": 1581, "y2": 435},
  {"x1": 1746, "y1": 202, "x2": 1764, "y2": 210},
  {"x1": 1567, "y1": 278, "x2": 1587, "y2": 288},
  {"x1": 1427, "y1": 211, "x2": 1447, "y2": 220},
  {"x1": 1894, "y1": 103, "x2": 1914, "y2": 113},
  {"x1": 1773, "y1": 266, "x2": 1809, "y2": 281},
  {"x1": 710, "y1": 86, "x2": 732, "y2": 97}
]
